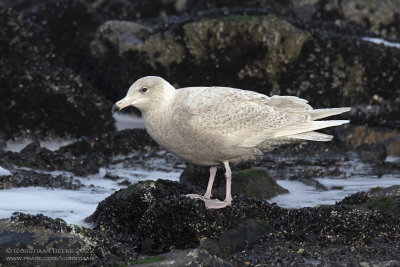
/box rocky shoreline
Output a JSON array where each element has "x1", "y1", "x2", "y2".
[
  {"x1": 1, "y1": 182, "x2": 400, "y2": 266},
  {"x1": 1, "y1": 0, "x2": 400, "y2": 266}
]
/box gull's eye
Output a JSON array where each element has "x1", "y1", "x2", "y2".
[{"x1": 141, "y1": 87, "x2": 148, "y2": 93}]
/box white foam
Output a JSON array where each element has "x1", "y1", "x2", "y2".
[
  {"x1": 270, "y1": 175, "x2": 400, "y2": 208},
  {"x1": 113, "y1": 113, "x2": 145, "y2": 131},
  {"x1": 0, "y1": 187, "x2": 110, "y2": 226},
  {"x1": 5, "y1": 138, "x2": 76, "y2": 153},
  {"x1": 362, "y1": 37, "x2": 400, "y2": 49},
  {"x1": 385, "y1": 156, "x2": 400, "y2": 163},
  {"x1": 0, "y1": 166, "x2": 12, "y2": 176}
]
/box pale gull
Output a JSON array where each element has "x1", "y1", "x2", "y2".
[{"x1": 112, "y1": 76, "x2": 350, "y2": 209}]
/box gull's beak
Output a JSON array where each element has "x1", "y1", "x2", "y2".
[{"x1": 111, "y1": 98, "x2": 132, "y2": 113}]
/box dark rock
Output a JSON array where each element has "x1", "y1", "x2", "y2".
[
  {"x1": 19, "y1": 141, "x2": 41, "y2": 156},
  {"x1": 104, "y1": 172, "x2": 120, "y2": 181},
  {"x1": 0, "y1": 213, "x2": 99, "y2": 266},
  {"x1": 0, "y1": 129, "x2": 156, "y2": 176},
  {"x1": 341, "y1": 185, "x2": 400, "y2": 217},
  {"x1": 297, "y1": 177, "x2": 328, "y2": 191},
  {"x1": 345, "y1": 125, "x2": 400, "y2": 161},
  {"x1": 86, "y1": 180, "x2": 188, "y2": 245},
  {"x1": 315, "y1": 0, "x2": 400, "y2": 39},
  {"x1": 339, "y1": 191, "x2": 370, "y2": 205},
  {"x1": 118, "y1": 179, "x2": 131, "y2": 186},
  {"x1": 0, "y1": 8, "x2": 115, "y2": 140},
  {"x1": 136, "y1": 195, "x2": 282, "y2": 255},
  {"x1": 0, "y1": 169, "x2": 82, "y2": 190},
  {"x1": 232, "y1": 168, "x2": 289, "y2": 199},
  {"x1": 131, "y1": 249, "x2": 229, "y2": 267},
  {"x1": 358, "y1": 143, "x2": 387, "y2": 162},
  {"x1": 86, "y1": 178, "x2": 400, "y2": 266},
  {"x1": 87, "y1": 179, "x2": 284, "y2": 255},
  {"x1": 217, "y1": 219, "x2": 270, "y2": 253}
]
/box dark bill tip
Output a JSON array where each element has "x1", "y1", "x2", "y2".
[{"x1": 111, "y1": 103, "x2": 120, "y2": 114}]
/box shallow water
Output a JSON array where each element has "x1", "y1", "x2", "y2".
[
  {"x1": 271, "y1": 175, "x2": 400, "y2": 208},
  {"x1": 0, "y1": 157, "x2": 181, "y2": 226},
  {"x1": 113, "y1": 113, "x2": 145, "y2": 131},
  {"x1": 362, "y1": 37, "x2": 400, "y2": 49},
  {"x1": 5, "y1": 138, "x2": 77, "y2": 153}
]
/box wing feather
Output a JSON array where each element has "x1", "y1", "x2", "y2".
[{"x1": 172, "y1": 87, "x2": 349, "y2": 149}]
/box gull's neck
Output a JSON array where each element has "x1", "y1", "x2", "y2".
[{"x1": 141, "y1": 85, "x2": 176, "y2": 125}]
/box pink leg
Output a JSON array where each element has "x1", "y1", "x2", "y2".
[
  {"x1": 223, "y1": 161, "x2": 232, "y2": 204},
  {"x1": 204, "y1": 166, "x2": 217, "y2": 198},
  {"x1": 186, "y1": 162, "x2": 233, "y2": 209},
  {"x1": 202, "y1": 161, "x2": 232, "y2": 209},
  {"x1": 186, "y1": 166, "x2": 217, "y2": 200}
]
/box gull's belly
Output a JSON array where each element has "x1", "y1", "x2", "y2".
[{"x1": 146, "y1": 125, "x2": 222, "y2": 166}]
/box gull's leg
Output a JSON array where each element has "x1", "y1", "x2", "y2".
[
  {"x1": 203, "y1": 161, "x2": 232, "y2": 209},
  {"x1": 203, "y1": 166, "x2": 217, "y2": 199},
  {"x1": 223, "y1": 161, "x2": 232, "y2": 205},
  {"x1": 186, "y1": 166, "x2": 217, "y2": 200}
]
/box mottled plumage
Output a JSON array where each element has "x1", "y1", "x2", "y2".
[{"x1": 113, "y1": 76, "x2": 350, "y2": 209}]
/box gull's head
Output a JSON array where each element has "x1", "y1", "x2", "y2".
[{"x1": 112, "y1": 76, "x2": 175, "y2": 113}]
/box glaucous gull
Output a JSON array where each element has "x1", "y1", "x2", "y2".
[{"x1": 112, "y1": 76, "x2": 350, "y2": 209}]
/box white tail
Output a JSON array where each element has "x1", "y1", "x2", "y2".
[
  {"x1": 308, "y1": 107, "x2": 351, "y2": 120},
  {"x1": 288, "y1": 131, "x2": 333, "y2": 141},
  {"x1": 272, "y1": 120, "x2": 349, "y2": 139},
  {"x1": 281, "y1": 107, "x2": 351, "y2": 141}
]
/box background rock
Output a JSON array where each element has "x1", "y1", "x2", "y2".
[
  {"x1": 0, "y1": 129, "x2": 155, "y2": 176},
  {"x1": 0, "y1": 8, "x2": 115, "y2": 140},
  {"x1": 341, "y1": 185, "x2": 400, "y2": 217}
]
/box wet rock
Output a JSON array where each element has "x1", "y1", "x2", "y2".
[
  {"x1": 297, "y1": 177, "x2": 328, "y2": 191},
  {"x1": 0, "y1": 8, "x2": 115, "y2": 140},
  {"x1": 183, "y1": 15, "x2": 310, "y2": 89},
  {"x1": 232, "y1": 204, "x2": 400, "y2": 266},
  {"x1": 323, "y1": 0, "x2": 400, "y2": 39},
  {"x1": 358, "y1": 143, "x2": 387, "y2": 162},
  {"x1": 136, "y1": 195, "x2": 282, "y2": 255},
  {"x1": 87, "y1": 179, "x2": 400, "y2": 265},
  {"x1": 92, "y1": 21, "x2": 184, "y2": 70},
  {"x1": 341, "y1": 185, "x2": 400, "y2": 217},
  {"x1": 0, "y1": 213, "x2": 99, "y2": 266},
  {"x1": 345, "y1": 125, "x2": 400, "y2": 161},
  {"x1": 132, "y1": 248, "x2": 229, "y2": 266},
  {"x1": 348, "y1": 104, "x2": 400, "y2": 131},
  {"x1": 86, "y1": 180, "x2": 188, "y2": 245},
  {"x1": 216, "y1": 219, "x2": 270, "y2": 253},
  {"x1": 0, "y1": 129, "x2": 156, "y2": 176},
  {"x1": 231, "y1": 168, "x2": 289, "y2": 199},
  {"x1": 339, "y1": 191, "x2": 370, "y2": 205},
  {"x1": 87, "y1": 179, "x2": 284, "y2": 255},
  {"x1": 0, "y1": 169, "x2": 82, "y2": 190}
]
